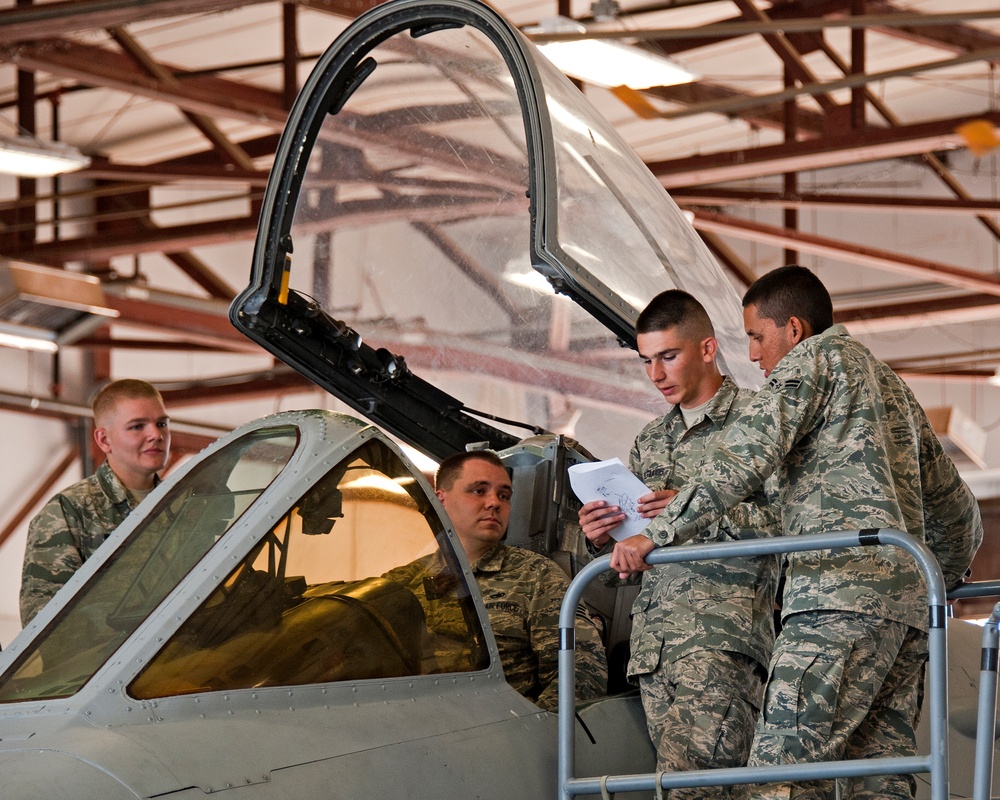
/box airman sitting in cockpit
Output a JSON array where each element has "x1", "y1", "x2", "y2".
[{"x1": 390, "y1": 450, "x2": 606, "y2": 710}]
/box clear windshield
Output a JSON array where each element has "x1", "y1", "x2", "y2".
[
  {"x1": 239, "y1": 5, "x2": 761, "y2": 460},
  {"x1": 535, "y1": 54, "x2": 759, "y2": 387},
  {"x1": 129, "y1": 438, "x2": 486, "y2": 698},
  {"x1": 0, "y1": 426, "x2": 299, "y2": 702},
  {"x1": 278, "y1": 23, "x2": 660, "y2": 446}
]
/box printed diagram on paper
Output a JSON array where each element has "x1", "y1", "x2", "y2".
[{"x1": 568, "y1": 458, "x2": 653, "y2": 542}]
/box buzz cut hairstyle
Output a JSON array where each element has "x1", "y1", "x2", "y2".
[
  {"x1": 636, "y1": 289, "x2": 715, "y2": 341},
  {"x1": 742, "y1": 265, "x2": 834, "y2": 335},
  {"x1": 435, "y1": 449, "x2": 506, "y2": 491},
  {"x1": 91, "y1": 379, "x2": 164, "y2": 425}
]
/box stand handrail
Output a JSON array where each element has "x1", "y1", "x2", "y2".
[
  {"x1": 947, "y1": 579, "x2": 1000, "y2": 601},
  {"x1": 557, "y1": 528, "x2": 949, "y2": 800}
]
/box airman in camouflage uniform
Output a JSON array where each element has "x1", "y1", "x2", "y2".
[
  {"x1": 430, "y1": 450, "x2": 606, "y2": 710},
  {"x1": 479, "y1": 542, "x2": 606, "y2": 708},
  {"x1": 580, "y1": 290, "x2": 778, "y2": 798},
  {"x1": 21, "y1": 461, "x2": 151, "y2": 625},
  {"x1": 384, "y1": 541, "x2": 607, "y2": 708},
  {"x1": 21, "y1": 379, "x2": 169, "y2": 626},
  {"x1": 614, "y1": 268, "x2": 982, "y2": 800}
]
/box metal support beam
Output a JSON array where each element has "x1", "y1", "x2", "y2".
[
  {"x1": 650, "y1": 112, "x2": 1000, "y2": 187},
  {"x1": 0, "y1": 0, "x2": 272, "y2": 44},
  {"x1": 670, "y1": 188, "x2": 1000, "y2": 215},
  {"x1": 811, "y1": 32, "x2": 1000, "y2": 245},
  {"x1": 109, "y1": 26, "x2": 256, "y2": 171},
  {"x1": 733, "y1": 0, "x2": 839, "y2": 115},
  {"x1": 699, "y1": 231, "x2": 757, "y2": 288},
  {"x1": 692, "y1": 210, "x2": 1000, "y2": 297},
  {"x1": 527, "y1": 9, "x2": 1000, "y2": 45},
  {"x1": 3, "y1": 38, "x2": 288, "y2": 128},
  {"x1": 0, "y1": 446, "x2": 77, "y2": 548},
  {"x1": 16, "y1": 0, "x2": 37, "y2": 253},
  {"x1": 783, "y1": 59, "x2": 798, "y2": 264},
  {"x1": 837, "y1": 294, "x2": 1000, "y2": 334},
  {"x1": 283, "y1": 1, "x2": 299, "y2": 110},
  {"x1": 649, "y1": 44, "x2": 1000, "y2": 122}
]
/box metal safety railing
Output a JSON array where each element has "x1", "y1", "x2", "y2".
[
  {"x1": 946, "y1": 579, "x2": 1000, "y2": 800},
  {"x1": 557, "y1": 529, "x2": 957, "y2": 800}
]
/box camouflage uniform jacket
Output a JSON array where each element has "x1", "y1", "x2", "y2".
[
  {"x1": 646, "y1": 325, "x2": 983, "y2": 631},
  {"x1": 628, "y1": 377, "x2": 779, "y2": 677},
  {"x1": 21, "y1": 461, "x2": 154, "y2": 625},
  {"x1": 383, "y1": 552, "x2": 485, "y2": 675},
  {"x1": 385, "y1": 543, "x2": 607, "y2": 710},
  {"x1": 475, "y1": 543, "x2": 606, "y2": 710}
]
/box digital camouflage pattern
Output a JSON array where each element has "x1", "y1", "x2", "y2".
[
  {"x1": 383, "y1": 552, "x2": 487, "y2": 675},
  {"x1": 643, "y1": 325, "x2": 981, "y2": 800},
  {"x1": 747, "y1": 611, "x2": 927, "y2": 800},
  {"x1": 21, "y1": 461, "x2": 150, "y2": 626},
  {"x1": 387, "y1": 542, "x2": 606, "y2": 710},
  {"x1": 639, "y1": 650, "x2": 763, "y2": 797},
  {"x1": 628, "y1": 377, "x2": 779, "y2": 676},
  {"x1": 628, "y1": 376, "x2": 778, "y2": 782},
  {"x1": 646, "y1": 325, "x2": 982, "y2": 630}
]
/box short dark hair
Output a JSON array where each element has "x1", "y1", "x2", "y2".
[
  {"x1": 742, "y1": 265, "x2": 833, "y2": 334},
  {"x1": 91, "y1": 379, "x2": 164, "y2": 425},
  {"x1": 435, "y1": 450, "x2": 506, "y2": 491},
  {"x1": 636, "y1": 289, "x2": 714, "y2": 340}
]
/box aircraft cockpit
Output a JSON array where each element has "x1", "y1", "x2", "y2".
[{"x1": 0, "y1": 414, "x2": 487, "y2": 707}]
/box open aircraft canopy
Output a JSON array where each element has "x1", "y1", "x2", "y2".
[{"x1": 230, "y1": 0, "x2": 758, "y2": 461}]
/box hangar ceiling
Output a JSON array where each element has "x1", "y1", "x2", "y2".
[{"x1": 1, "y1": 0, "x2": 1000, "y2": 487}]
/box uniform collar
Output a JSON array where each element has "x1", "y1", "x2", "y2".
[
  {"x1": 96, "y1": 460, "x2": 133, "y2": 506},
  {"x1": 473, "y1": 542, "x2": 508, "y2": 573},
  {"x1": 798, "y1": 323, "x2": 850, "y2": 351},
  {"x1": 96, "y1": 460, "x2": 161, "y2": 509},
  {"x1": 663, "y1": 375, "x2": 740, "y2": 434}
]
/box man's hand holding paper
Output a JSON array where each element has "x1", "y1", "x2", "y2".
[
  {"x1": 636, "y1": 488, "x2": 678, "y2": 518},
  {"x1": 570, "y1": 459, "x2": 682, "y2": 578},
  {"x1": 569, "y1": 458, "x2": 654, "y2": 543}
]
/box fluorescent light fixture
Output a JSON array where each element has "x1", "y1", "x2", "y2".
[
  {"x1": 0, "y1": 328, "x2": 59, "y2": 352},
  {"x1": 0, "y1": 135, "x2": 91, "y2": 178},
  {"x1": 529, "y1": 17, "x2": 699, "y2": 90},
  {"x1": 0, "y1": 260, "x2": 118, "y2": 352}
]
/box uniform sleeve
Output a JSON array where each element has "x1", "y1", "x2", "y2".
[
  {"x1": 20, "y1": 495, "x2": 86, "y2": 625},
  {"x1": 628, "y1": 439, "x2": 642, "y2": 476},
  {"x1": 646, "y1": 354, "x2": 832, "y2": 547},
  {"x1": 916, "y1": 411, "x2": 983, "y2": 589},
  {"x1": 531, "y1": 562, "x2": 607, "y2": 711}
]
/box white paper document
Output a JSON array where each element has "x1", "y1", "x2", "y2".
[{"x1": 568, "y1": 457, "x2": 653, "y2": 542}]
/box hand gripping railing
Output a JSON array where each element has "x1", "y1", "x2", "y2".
[{"x1": 558, "y1": 529, "x2": 950, "y2": 800}]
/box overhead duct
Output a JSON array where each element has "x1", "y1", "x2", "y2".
[
  {"x1": 926, "y1": 406, "x2": 988, "y2": 470},
  {"x1": 0, "y1": 260, "x2": 118, "y2": 351}
]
